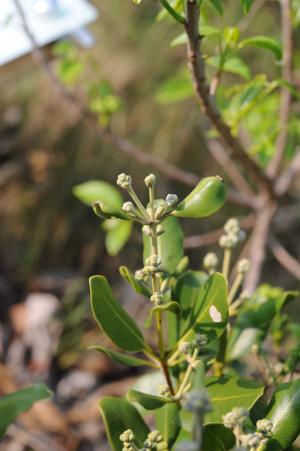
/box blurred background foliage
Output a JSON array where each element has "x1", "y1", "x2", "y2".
[{"x1": 0, "y1": 0, "x2": 299, "y2": 448}]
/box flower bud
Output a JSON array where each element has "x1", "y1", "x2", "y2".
[
  {"x1": 142, "y1": 225, "x2": 151, "y2": 236},
  {"x1": 117, "y1": 173, "x2": 132, "y2": 190},
  {"x1": 144, "y1": 174, "x2": 156, "y2": 188},
  {"x1": 179, "y1": 341, "x2": 191, "y2": 354},
  {"x1": 237, "y1": 258, "x2": 251, "y2": 274},
  {"x1": 203, "y1": 252, "x2": 219, "y2": 270},
  {"x1": 120, "y1": 429, "x2": 135, "y2": 443},
  {"x1": 150, "y1": 292, "x2": 163, "y2": 305},
  {"x1": 240, "y1": 433, "x2": 260, "y2": 448},
  {"x1": 193, "y1": 334, "x2": 208, "y2": 348},
  {"x1": 222, "y1": 407, "x2": 249, "y2": 429},
  {"x1": 158, "y1": 385, "x2": 171, "y2": 397},
  {"x1": 166, "y1": 193, "x2": 178, "y2": 207},
  {"x1": 224, "y1": 218, "x2": 240, "y2": 235},
  {"x1": 122, "y1": 202, "x2": 135, "y2": 213},
  {"x1": 256, "y1": 419, "x2": 273, "y2": 436}
]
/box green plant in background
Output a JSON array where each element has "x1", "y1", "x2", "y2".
[{"x1": 80, "y1": 173, "x2": 300, "y2": 450}]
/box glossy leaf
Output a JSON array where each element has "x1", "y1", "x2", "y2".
[
  {"x1": 240, "y1": 0, "x2": 253, "y2": 13},
  {"x1": 174, "y1": 270, "x2": 208, "y2": 336},
  {"x1": 152, "y1": 301, "x2": 181, "y2": 318},
  {"x1": 128, "y1": 389, "x2": 171, "y2": 410},
  {"x1": 104, "y1": 220, "x2": 132, "y2": 256},
  {"x1": 239, "y1": 36, "x2": 282, "y2": 60},
  {"x1": 155, "y1": 403, "x2": 181, "y2": 447},
  {"x1": 0, "y1": 384, "x2": 52, "y2": 437},
  {"x1": 90, "y1": 275, "x2": 146, "y2": 352},
  {"x1": 143, "y1": 216, "x2": 184, "y2": 274},
  {"x1": 202, "y1": 424, "x2": 235, "y2": 451},
  {"x1": 172, "y1": 177, "x2": 226, "y2": 219},
  {"x1": 99, "y1": 397, "x2": 149, "y2": 450},
  {"x1": 73, "y1": 180, "x2": 123, "y2": 208},
  {"x1": 119, "y1": 266, "x2": 151, "y2": 297},
  {"x1": 180, "y1": 273, "x2": 228, "y2": 343},
  {"x1": 89, "y1": 346, "x2": 154, "y2": 367},
  {"x1": 260, "y1": 378, "x2": 300, "y2": 451},
  {"x1": 208, "y1": 0, "x2": 223, "y2": 15},
  {"x1": 207, "y1": 56, "x2": 251, "y2": 80},
  {"x1": 205, "y1": 377, "x2": 264, "y2": 424}
]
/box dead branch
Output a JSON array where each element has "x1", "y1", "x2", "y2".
[{"x1": 269, "y1": 234, "x2": 300, "y2": 280}]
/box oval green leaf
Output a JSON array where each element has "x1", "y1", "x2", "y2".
[
  {"x1": 90, "y1": 275, "x2": 146, "y2": 352},
  {"x1": 99, "y1": 397, "x2": 149, "y2": 450},
  {"x1": 260, "y1": 378, "x2": 300, "y2": 451},
  {"x1": 202, "y1": 424, "x2": 235, "y2": 451},
  {"x1": 119, "y1": 266, "x2": 151, "y2": 297},
  {"x1": 143, "y1": 216, "x2": 184, "y2": 274},
  {"x1": 0, "y1": 384, "x2": 52, "y2": 437},
  {"x1": 205, "y1": 376, "x2": 264, "y2": 424},
  {"x1": 155, "y1": 403, "x2": 181, "y2": 447},
  {"x1": 73, "y1": 180, "x2": 123, "y2": 207},
  {"x1": 239, "y1": 36, "x2": 282, "y2": 60}
]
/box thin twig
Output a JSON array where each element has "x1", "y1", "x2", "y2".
[
  {"x1": 238, "y1": 0, "x2": 267, "y2": 32},
  {"x1": 244, "y1": 202, "x2": 277, "y2": 292},
  {"x1": 13, "y1": 0, "x2": 252, "y2": 208},
  {"x1": 275, "y1": 149, "x2": 300, "y2": 195},
  {"x1": 267, "y1": 0, "x2": 293, "y2": 177},
  {"x1": 206, "y1": 140, "x2": 256, "y2": 199},
  {"x1": 268, "y1": 234, "x2": 300, "y2": 280},
  {"x1": 184, "y1": 0, "x2": 274, "y2": 198}
]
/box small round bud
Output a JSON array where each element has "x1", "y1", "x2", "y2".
[
  {"x1": 150, "y1": 292, "x2": 163, "y2": 305},
  {"x1": 256, "y1": 419, "x2": 273, "y2": 435},
  {"x1": 182, "y1": 389, "x2": 211, "y2": 413},
  {"x1": 237, "y1": 258, "x2": 251, "y2": 274},
  {"x1": 179, "y1": 341, "x2": 191, "y2": 354},
  {"x1": 142, "y1": 225, "x2": 151, "y2": 236},
  {"x1": 117, "y1": 173, "x2": 132, "y2": 190},
  {"x1": 135, "y1": 269, "x2": 149, "y2": 282},
  {"x1": 222, "y1": 407, "x2": 249, "y2": 429},
  {"x1": 148, "y1": 431, "x2": 162, "y2": 442},
  {"x1": 240, "y1": 433, "x2": 260, "y2": 448},
  {"x1": 122, "y1": 201, "x2": 135, "y2": 213},
  {"x1": 203, "y1": 252, "x2": 219, "y2": 270},
  {"x1": 193, "y1": 334, "x2": 208, "y2": 348},
  {"x1": 120, "y1": 429, "x2": 135, "y2": 443},
  {"x1": 158, "y1": 385, "x2": 171, "y2": 397},
  {"x1": 144, "y1": 174, "x2": 156, "y2": 188},
  {"x1": 224, "y1": 218, "x2": 240, "y2": 235},
  {"x1": 166, "y1": 194, "x2": 178, "y2": 207},
  {"x1": 219, "y1": 234, "x2": 238, "y2": 249},
  {"x1": 155, "y1": 204, "x2": 167, "y2": 220},
  {"x1": 157, "y1": 442, "x2": 169, "y2": 451}
]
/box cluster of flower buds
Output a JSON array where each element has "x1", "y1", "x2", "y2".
[
  {"x1": 222, "y1": 407, "x2": 249, "y2": 429},
  {"x1": 135, "y1": 254, "x2": 164, "y2": 284},
  {"x1": 150, "y1": 292, "x2": 163, "y2": 306},
  {"x1": 142, "y1": 430, "x2": 168, "y2": 450},
  {"x1": 119, "y1": 429, "x2": 135, "y2": 451},
  {"x1": 117, "y1": 173, "x2": 132, "y2": 190},
  {"x1": 256, "y1": 419, "x2": 273, "y2": 443},
  {"x1": 219, "y1": 218, "x2": 246, "y2": 250},
  {"x1": 122, "y1": 201, "x2": 136, "y2": 214},
  {"x1": 179, "y1": 334, "x2": 208, "y2": 356},
  {"x1": 237, "y1": 258, "x2": 251, "y2": 275},
  {"x1": 240, "y1": 433, "x2": 260, "y2": 449},
  {"x1": 182, "y1": 389, "x2": 211, "y2": 414},
  {"x1": 203, "y1": 252, "x2": 219, "y2": 274},
  {"x1": 158, "y1": 384, "x2": 171, "y2": 397}
]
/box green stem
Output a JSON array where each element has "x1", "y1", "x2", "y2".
[
  {"x1": 214, "y1": 328, "x2": 227, "y2": 376},
  {"x1": 159, "y1": 0, "x2": 186, "y2": 24},
  {"x1": 175, "y1": 348, "x2": 198, "y2": 399},
  {"x1": 128, "y1": 186, "x2": 149, "y2": 220},
  {"x1": 228, "y1": 273, "x2": 244, "y2": 304},
  {"x1": 222, "y1": 248, "x2": 232, "y2": 279}
]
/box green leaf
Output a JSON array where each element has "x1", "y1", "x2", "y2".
[
  {"x1": 208, "y1": 0, "x2": 223, "y2": 15},
  {"x1": 104, "y1": 220, "x2": 132, "y2": 256},
  {"x1": 240, "y1": 0, "x2": 253, "y2": 13},
  {"x1": 174, "y1": 270, "x2": 208, "y2": 337},
  {"x1": 73, "y1": 180, "x2": 122, "y2": 208},
  {"x1": 180, "y1": 273, "x2": 228, "y2": 343},
  {"x1": 202, "y1": 424, "x2": 235, "y2": 451},
  {"x1": 0, "y1": 384, "x2": 52, "y2": 437},
  {"x1": 155, "y1": 403, "x2": 181, "y2": 447},
  {"x1": 99, "y1": 397, "x2": 149, "y2": 450},
  {"x1": 89, "y1": 346, "x2": 154, "y2": 367},
  {"x1": 93, "y1": 201, "x2": 132, "y2": 220},
  {"x1": 260, "y1": 379, "x2": 300, "y2": 451},
  {"x1": 155, "y1": 70, "x2": 193, "y2": 104},
  {"x1": 143, "y1": 216, "x2": 184, "y2": 274},
  {"x1": 207, "y1": 56, "x2": 251, "y2": 80},
  {"x1": 119, "y1": 266, "x2": 151, "y2": 297},
  {"x1": 128, "y1": 389, "x2": 171, "y2": 410},
  {"x1": 172, "y1": 177, "x2": 226, "y2": 219},
  {"x1": 239, "y1": 36, "x2": 282, "y2": 60},
  {"x1": 205, "y1": 377, "x2": 264, "y2": 424},
  {"x1": 90, "y1": 275, "x2": 146, "y2": 352},
  {"x1": 152, "y1": 301, "x2": 181, "y2": 317}
]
